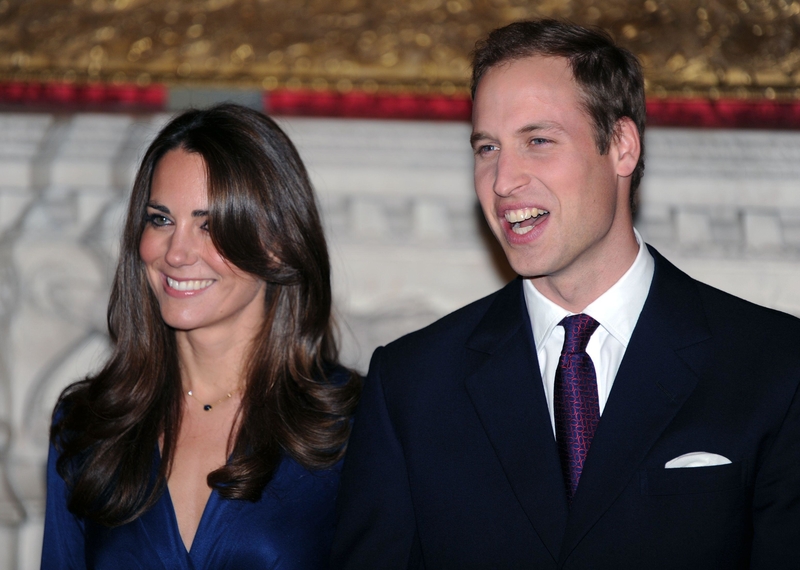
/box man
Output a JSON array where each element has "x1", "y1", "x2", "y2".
[{"x1": 332, "y1": 19, "x2": 800, "y2": 569}]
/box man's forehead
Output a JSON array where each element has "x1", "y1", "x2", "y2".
[
  {"x1": 471, "y1": 56, "x2": 585, "y2": 130},
  {"x1": 475, "y1": 54, "x2": 576, "y2": 92}
]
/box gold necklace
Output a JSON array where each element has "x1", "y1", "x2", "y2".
[{"x1": 187, "y1": 389, "x2": 234, "y2": 411}]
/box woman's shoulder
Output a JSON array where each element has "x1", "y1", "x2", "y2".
[
  {"x1": 49, "y1": 386, "x2": 82, "y2": 449},
  {"x1": 321, "y1": 362, "x2": 360, "y2": 386}
]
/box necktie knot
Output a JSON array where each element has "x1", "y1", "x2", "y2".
[{"x1": 559, "y1": 314, "x2": 600, "y2": 354}]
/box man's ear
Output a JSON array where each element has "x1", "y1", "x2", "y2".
[{"x1": 612, "y1": 117, "x2": 640, "y2": 178}]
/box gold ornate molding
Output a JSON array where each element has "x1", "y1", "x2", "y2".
[{"x1": 1, "y1": 0, "x2": 799, "y2": 100}]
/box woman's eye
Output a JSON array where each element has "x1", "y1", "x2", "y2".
[{"x1": 146, "y1": 213, "x2": 170, "y2": 227}]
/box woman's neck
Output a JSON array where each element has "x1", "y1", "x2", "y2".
[{"x1": 175, "y1": 324, "x2": 256, "y2": 397}]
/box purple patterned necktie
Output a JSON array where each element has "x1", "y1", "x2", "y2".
[{"x1": 554, "y1": 314, "x2": 601, "y2": 504}]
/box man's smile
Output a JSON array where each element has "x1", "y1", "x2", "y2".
[{"x1": 504, "y1": 207, "x2": 550, "y2": 235}]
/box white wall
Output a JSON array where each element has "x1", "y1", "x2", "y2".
[{"x1": 1, "y1": 113, "x2": 799, "y2": 569}]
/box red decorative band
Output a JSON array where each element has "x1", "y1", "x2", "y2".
[
  {"x1": 0, "y1": 81, "x2": 166, "y2": 109},
  {"x1": 267, "y1": 90, "x2": 800, "y2": 130},
  {"x1": 2, "y1": 82, "x2": 800, "y2": 130},
  {"x1": 265, "y1": 90, "x2": 472, "y2": 121},
  {"x1": 646, "y1": 98, "x2": 800, "y2": 130}
]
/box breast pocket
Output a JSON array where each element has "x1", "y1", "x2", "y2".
[{"x1": 641, "y1": 461, "x2": 746, "y2": 496}]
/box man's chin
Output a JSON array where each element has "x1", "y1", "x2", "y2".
[
  {"x1": 503, "y1": 252, "x2": 550, "y2": 280},
  {"x1": 512, "y1": 268, "x2": 550, "y2": 281}
]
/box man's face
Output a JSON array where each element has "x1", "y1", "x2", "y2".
[{"x1": 471, "y1": 56, "x2": 637, "y2": 301}]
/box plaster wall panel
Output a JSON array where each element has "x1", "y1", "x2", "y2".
[
  {"x1": 0, "y1": 116, "x2": 53, "y2": 189},
  {"x1": 44, "y1": 115, "x2": 133, "y2": 189},
  {"x1": 744, "y1": 212, "x2": 783, "y2": 250}
]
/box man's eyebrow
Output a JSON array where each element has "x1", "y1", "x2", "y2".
[
  {"x1": 470, "y1": 131, "x2": 490, "y2": 146},
  {"x1": 470, "y1": 122, "x2": 567, "y2": 146},
  {"x1": 517, "y1": 122, "x2": 565, "y2": 136}
]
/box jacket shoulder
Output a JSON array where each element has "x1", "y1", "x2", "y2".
[
  {"x1": 381, "y1": 280, "x2": 518, "y2": 358},
  {"x1": 650, "y1": 244, "x2": 800, "y2": 342},
  {"x1": 694, "y1": 279, "x2": 800, "y2": 341}
]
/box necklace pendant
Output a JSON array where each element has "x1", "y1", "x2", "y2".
[{"x1": 188, "y1": 388, "x2": 233, "y2": 412}]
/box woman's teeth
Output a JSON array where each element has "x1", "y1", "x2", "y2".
[{"x1": 166, "y1": 277, "x2": 214, "y2": 291}]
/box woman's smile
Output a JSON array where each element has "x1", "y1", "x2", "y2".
[{"x1": 164, "y1": 275, "x2": 215, "y2": 294}]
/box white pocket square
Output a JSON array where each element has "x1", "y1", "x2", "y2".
[{"x1": 664, "y1": 452, "x2": 732, "y2": 469}]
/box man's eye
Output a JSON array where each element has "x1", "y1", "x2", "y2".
[
  {"x1": 475, "y1": 144, "x2": 498, "y2": 155},
  {"x1": 145, "y1": 213, "x2": 170, "y2": 227},
  {"x1": 531, "y1": 137, "x2": 551, "y2": 146}
]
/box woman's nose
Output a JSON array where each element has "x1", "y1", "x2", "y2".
[{"x1": 164, "y1": 225, "x2": 199, "y2": 267}]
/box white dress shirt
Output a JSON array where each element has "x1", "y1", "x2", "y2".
[{"x1": 523, "y1": 229, "x2": 655, "y2": 434}]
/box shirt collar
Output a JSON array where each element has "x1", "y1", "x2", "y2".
[{"x1": 523, "y1": 228, "x2": 655, "y2": 350}]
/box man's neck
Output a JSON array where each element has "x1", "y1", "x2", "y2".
[{"x1": 530, "y1": 230, "x2": 640, "y2": 313}]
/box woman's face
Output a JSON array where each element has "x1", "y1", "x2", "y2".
[{"x1": 139, "y1": 148, "x2": 266, "y2": 336}]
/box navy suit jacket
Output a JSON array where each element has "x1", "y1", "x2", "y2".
[{"x1": 331, "y1": 247, "x2": 800, "y2": 569}]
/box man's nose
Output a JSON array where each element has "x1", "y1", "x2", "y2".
[{"x1": 493, "y1": 149, "x2": 530, "y2": 197}]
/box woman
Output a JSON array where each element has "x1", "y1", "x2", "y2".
[{"x1": 42, "y1": 104, "x2": 360, "y2": 569}]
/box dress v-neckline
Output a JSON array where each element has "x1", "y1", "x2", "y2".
[
  {"x1": 163, "y1": 482, "x2": 216, "y2": 556},
  {"x1": 152, "y1": 448, "x2": 244, "y2": 567},
  {"x1": 156, "y1": 477, "x2": 244, "y2": 569}
]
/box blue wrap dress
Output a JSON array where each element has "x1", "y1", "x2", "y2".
[{"x1": 41, "y1": 445, "x2": 341, "y2": 569}]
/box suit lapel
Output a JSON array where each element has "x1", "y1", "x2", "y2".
[
  {"x1": 559, "y1": 248, "x2": 712, "y2": 563},
  {"x1": 464, "y1": 279, "x2": 568, "y2": 562}
]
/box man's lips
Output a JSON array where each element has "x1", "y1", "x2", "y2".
[{"x1": 504, "y1": 207, "x2": 549, "y2": 235}]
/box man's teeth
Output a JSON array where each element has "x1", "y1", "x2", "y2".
[
  {"x1": 504, "y1": 207, "x2": 549, "y2": 235},
  {"x1": 166, "y1": 277, "x2": 214, "y2": 291},
  {"x1": 504, "y1": 207, "x2": 546, "y2": 223}
]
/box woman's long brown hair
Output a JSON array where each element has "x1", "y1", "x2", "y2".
[{"x1": 50, "y1": 104, "x2": 361, "y2": 526}]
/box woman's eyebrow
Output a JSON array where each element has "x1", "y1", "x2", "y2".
[
  {"x1": 146, "y1": 202, "x2": 170, "y2": 214},
  {"x1": 146, "y1": 203, "x2": 208, "y2": 218}
]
